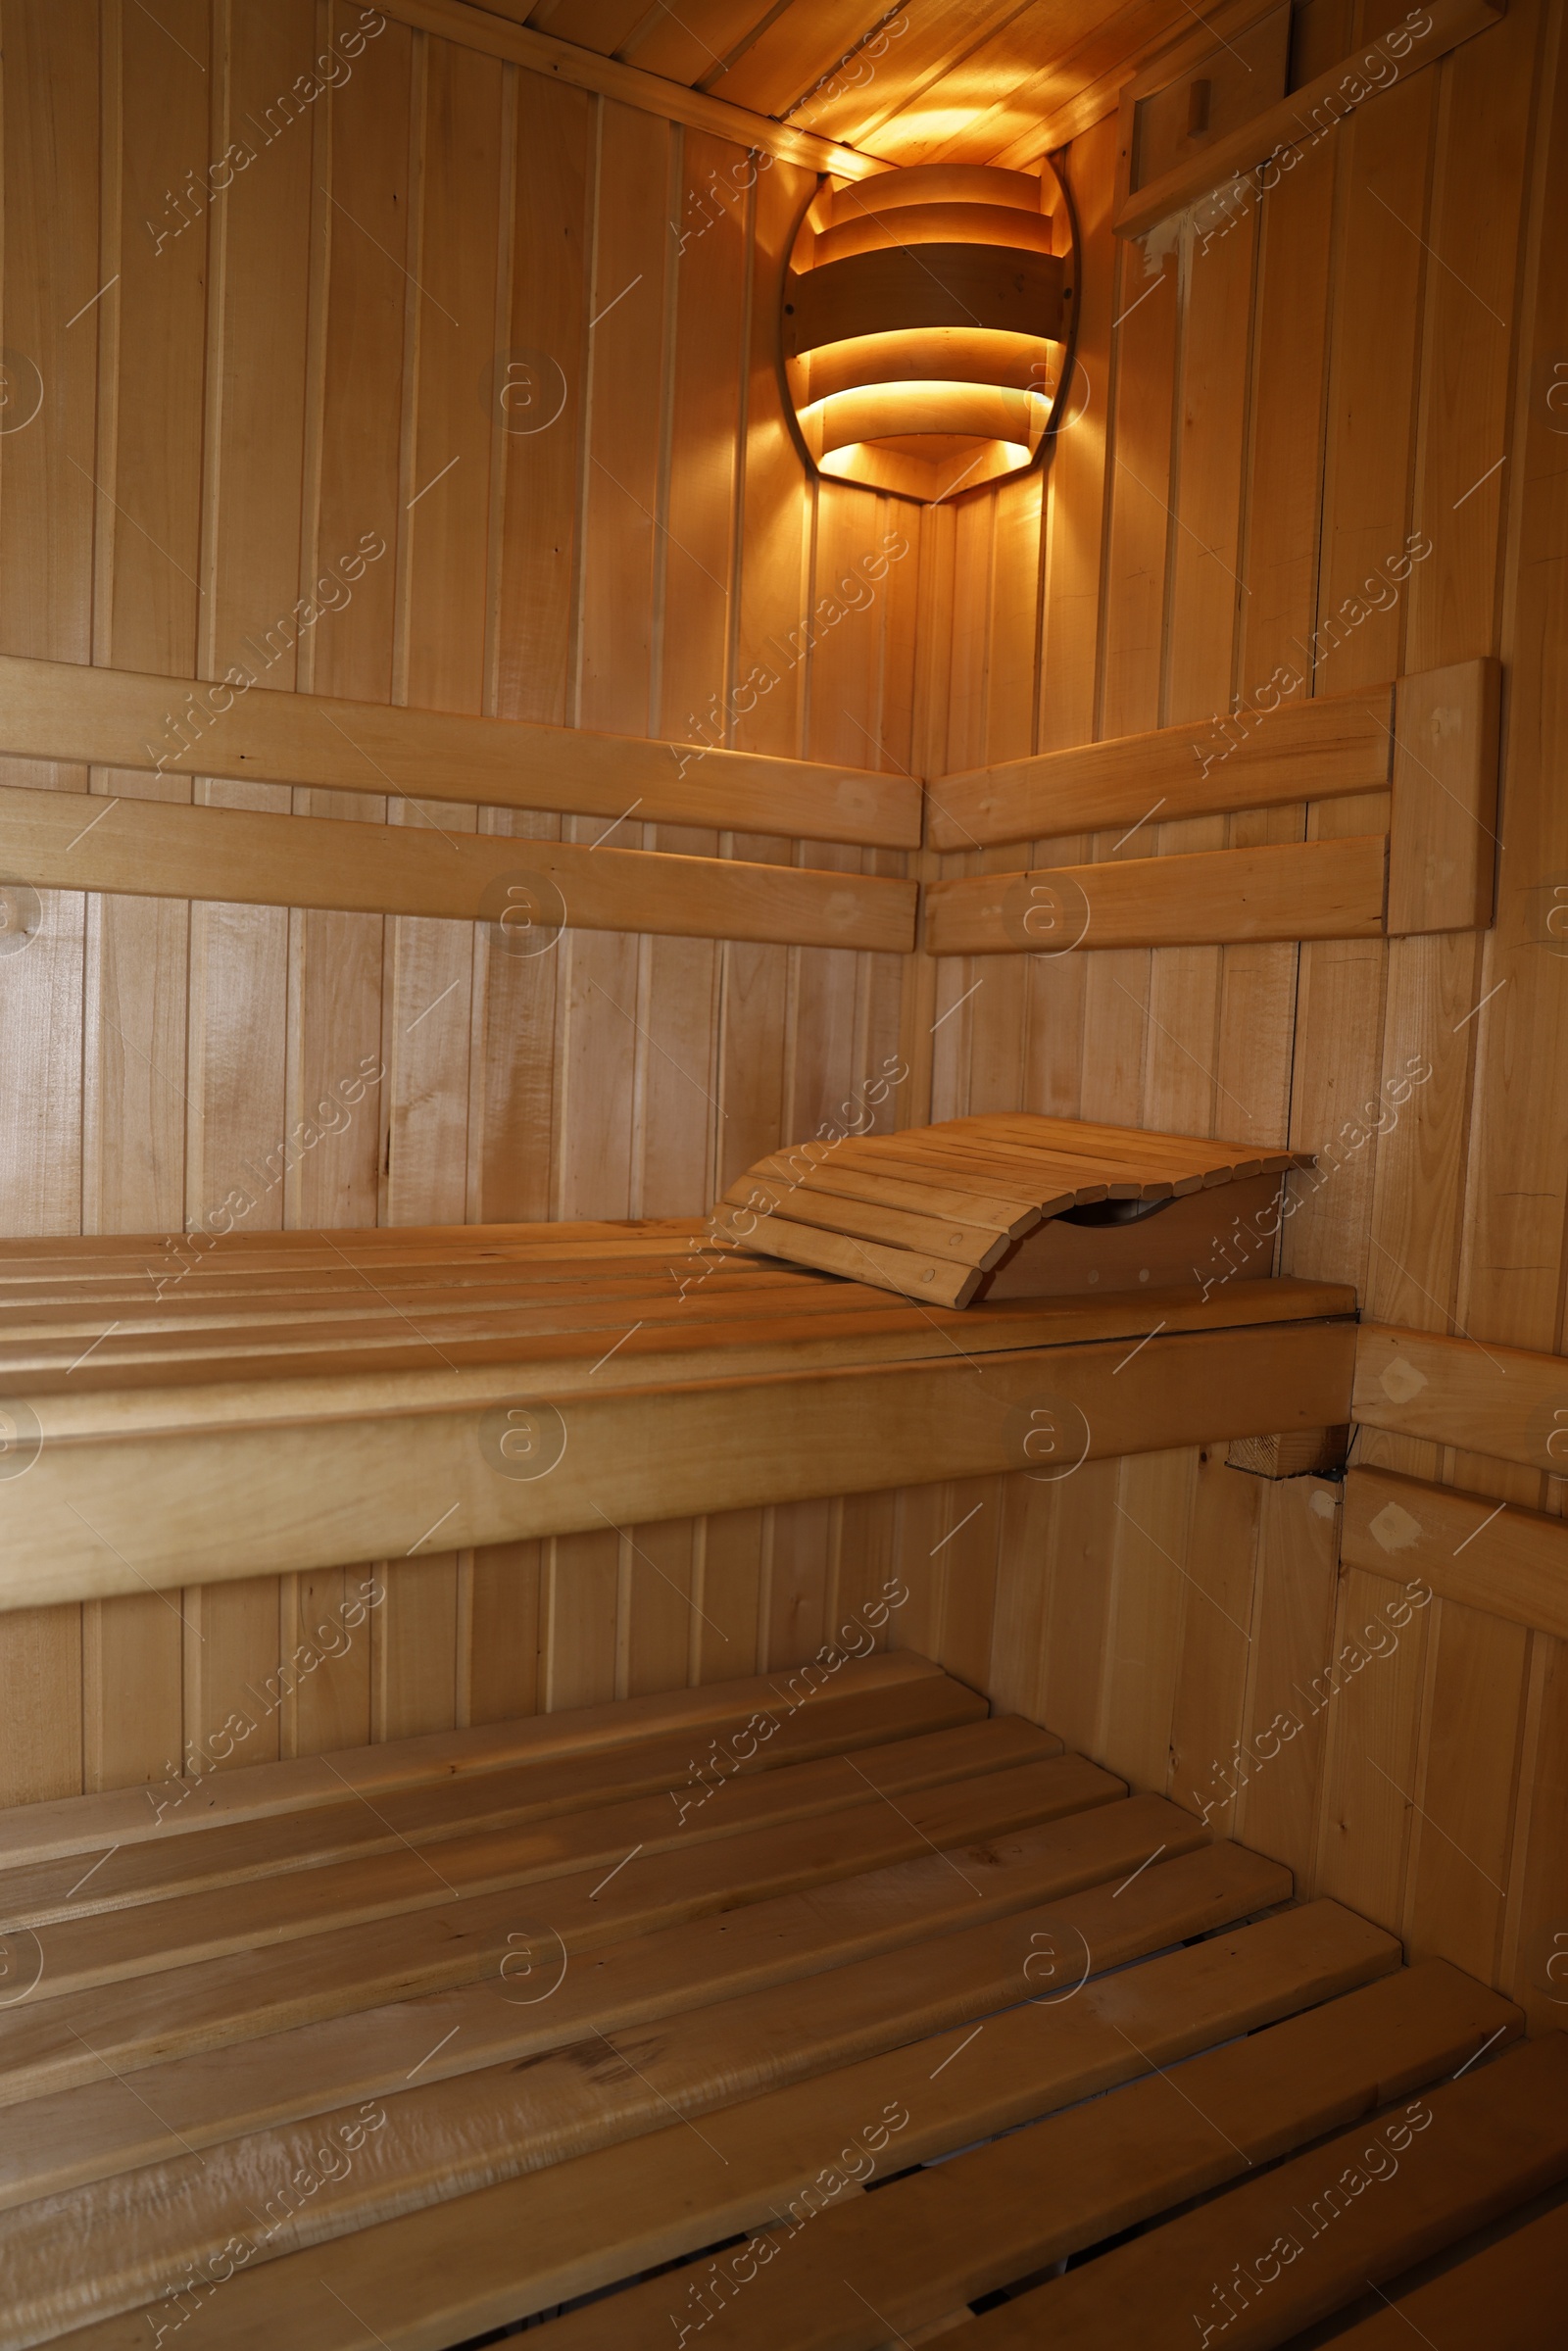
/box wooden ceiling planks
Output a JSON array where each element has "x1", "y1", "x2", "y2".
[
  {"x1": 619, "y1": 0, "x2": 787, "y2": 84},
  {"x1": 503, "y1": 0, "x2": 1209, "y2": 167},
  {"x1": 698, "y1": 0, "x2": 906, "y2": 114},
  {"x1": 524, "y1": 0, "x2": 655, "y2": 55}
]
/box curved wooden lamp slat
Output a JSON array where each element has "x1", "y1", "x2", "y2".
[{"x1": 785, "y1": 246, "x2": 1066, "y2": 357}]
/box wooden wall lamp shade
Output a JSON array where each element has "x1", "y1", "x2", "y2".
[{"x1": 782, "y1": 164, "x2": 1074, "y2": 504}]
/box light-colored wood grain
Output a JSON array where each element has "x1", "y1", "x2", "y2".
[
  {"x1": 1387, "y1": 656, "x2": 1501, "y2": 933},
  {"x1": 1354, "y1": 1321, "x2": 1568, "y2": 1470},
  {"x1": 1279, "y1": 37, "x2": 1436, "y2": 1305},
  {"x1": 925, "y1": 836, "x2": 1388, "y2": 955},
  {"x1": 0, "y1": 1770, "x2": 1156, "y2": 2114},
  {"x1": 1232, "y1": 1471, "x2": 1340, "y2": 1887},
  {"x1": 1099, "y1": 1446, "x2": 1198, "y2": 1791},
  {"x1": 0, "y1": 653, "x2": 918, "y2": 847},
  {"x1": 0, "y1": 1648, "x2": 941, "y2": 1868},
  {"x1": 0, "y1": 781, "x2": 915, "y2": 949},
  {"x1": 1313, "y1": 1562, "x2": 1432, "y2": 1937},
  {"x1": 535, "y1": 1954, "x2": 1506, "y2": 2351},
  {"x1": 5, "y1": 1724, "x2": 1070, "y2": 2000},
  {"x1": 31, "y1": 1893, "x2": 1400, "y2": 2345},
  {"x1": 0, "y1": 1305, "x2": 1357, "y2": 1608},
  {"x1": 932, "y1": 683, "x2": 1394, "y2": 850},
  {"x1": 1114, "y1": 0, "x2": 1508, "y2": 236},
  {"x1": 1343, "y1": 1464, "x2": 1568, "y2": 1638},
  {"x1": 374, "y1": 0, "x2": 884, "y2": 175}
]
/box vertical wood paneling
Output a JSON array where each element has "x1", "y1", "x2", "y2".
[
  {"x1": 1098, "y1": 1447, "x2": 1198, "y2": 1792},
  {"x1": 718, "y1": 154, "x2": 814, "y2": 1189},
  {"x1": 85, "y1": 0, "x2": 205, "y2": 1245},
  {"x1": 1141, "y1": 209, "x2": 1253, "y2": 1141},
  {"x1": 0, "y1": 0, "x2": 93, "y2": 1242},
  {"x1": 1232, "y1": 1472, "x2": 1340, "y2": 1885},
  {"x1": 638, "y1": 125, "x2": 745, "y2": 1220},
  {"x1": 476, "y1": 70, "x2": 588, "y2": 1226},
  {"x1": 467, "y1": 1542, "x2": 542, "y2": 1726},
  {"x1": 1313, "y1": 1563, "x2": 1431, "y2": 1935},
  {"x1": 1402, "y1": 1600, "x2": 1529, "y2": 1980},
  {"x1": 1167, "y1": 1446, "x2": 1261, "y2": 1833},
  {"x1": 182, "y1": 0, "x2": 321, "y2": 1785},
  {"x1": 558, "y1": 98, "x2": 670, "y2": 1224},
  {"x1": 0, "y1": 17, "x2": 914, "y2": 1792},
  {"x1": 0, "y1": 1605, "x2": 80, "y2": 1806},
  {"x1": 1279, "y1": 63, "x2": 1436, "y2": 1295}
]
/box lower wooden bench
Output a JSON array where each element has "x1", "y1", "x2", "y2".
[{"x1": 0, "y1": 1654, "x2": 1556, "y2": 2351}]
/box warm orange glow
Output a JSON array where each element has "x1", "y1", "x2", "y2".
[
  {"x1": 829, "y1": 164, "x2": 1044, "y2": 222},
  {"x1": 806, "y1": 380, "x2": 1049, "y2": 456},
  {"x1": 820, "y1": 439, "x2": 1033, "y2": 499},
  {"x1": 806, "y1": 328, "x2": 1061, "y2": 402},
  {"x1": 812, "y1": 203, "x2": 1056, "y2": 267},
  {"x1": 784, "y1": 157, "x2": 1069, "y2": 504}
]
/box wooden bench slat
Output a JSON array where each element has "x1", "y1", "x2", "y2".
[
  {"x1": 0, "y1": 1675, "x2": 992, "y2": 1929},
  {"x1": 537, "y1": 1957, "x2": 1517, "y2": 2350},
  {"x1": 0, "y1": 1651, "x2": 942, "y2": 1871},
  {"x1": 733, "y1": 1216, "x2": 985, "y2": 1307},
  {"x1": 1321, "y1": 2199, "x2": 1568, "y2": 2345},
  {"x1": 0, "y1": 1316, "x2": 1357, "y2": 1612},
  {"x1": 969, "y1": 2033, "x2": 1568, "y2": 2348},
  {"x1": 19, "y1": 1898, "x2": 1396, "y2": 2343},
  {"x1": 0, "y1": 1778, "x2": 1183, "y2": 2107},
  {"x1": 0, "y1": 1842, "x2": 1285, "y2": 2220},
  {"x1": 15, "y1": 1728, "x2": 1088, "y2": 2004},
  {"x1": 36, "y1": 1889, "x2": 1392, "y2": 2351}
]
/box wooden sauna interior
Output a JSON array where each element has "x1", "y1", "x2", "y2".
[{"x1": 0, "y1": 0, "x2": 1565, "y2": 2340}]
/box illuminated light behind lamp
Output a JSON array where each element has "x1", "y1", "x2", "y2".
[{"x1": 782, "y1": 162, "x2": 1075, "y2": 505}]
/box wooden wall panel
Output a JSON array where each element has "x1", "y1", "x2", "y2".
[
  {"x1": 0, "y1": 6, "x2": 920, "y2": 1801},
  {"x1": 905, "y1": 0, "x2": 1564, "y2": 2021}
]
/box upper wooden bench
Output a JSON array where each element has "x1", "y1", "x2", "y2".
[{"x1": 0, "y1": 1202, "x2": 1351, "y2": 1614}]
